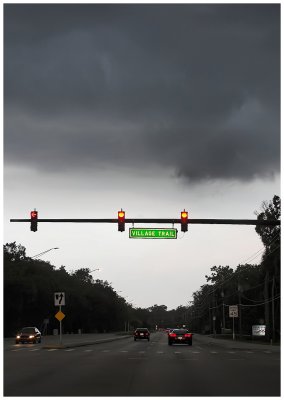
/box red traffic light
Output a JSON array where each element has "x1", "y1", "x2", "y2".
[
  {"x1": 118, "y1": 209, "x2": 125, "y2": 232},
  {"x1": 31, "y1": 211, "x2": 38, "y2": 219},
  {"x1": 181, "y1": 210, "x2": 188, "y2": 232},
  {"x1": 30, "y1": 210, "x2": 38, "y2": 232}
]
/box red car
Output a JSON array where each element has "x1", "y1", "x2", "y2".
[
  {"x1": 134, "y1": 328, "x2": 150, "y2": 341},
  {"x1": 168, "y1": 329, "x2": 193, "y2": 346}
]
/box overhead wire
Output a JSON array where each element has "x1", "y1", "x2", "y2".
[
  {"x1": 190, "y1": 233, "x2": 280, "y2": 310},
  {"x1": 190, "y1": 294, "x2": 281, "y2": 320},
  {"x1": 238, "y1": 231, "x2": 280, "y2": 264},
  {"x1": 226, "y1": 295, "x2": 281, "y2": 307},
  {"x1": 188, "y1": 231, "x2": 280, "y2": 314}
]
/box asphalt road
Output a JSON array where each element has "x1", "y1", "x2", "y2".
[{"x1": 4, "y1": 332, "x2": 280, "y2": 396}]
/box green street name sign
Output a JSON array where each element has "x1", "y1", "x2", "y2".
[{"x1": 129, "y1": 228, "x2": 177, "y2": 239}]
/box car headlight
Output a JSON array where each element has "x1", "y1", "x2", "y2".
[
  {"x1": 29, "y1": 335, "x2": 35, "y2": 338},
  {"x1": 16, "y1": 335, "x2": 20, "y2": 339}
]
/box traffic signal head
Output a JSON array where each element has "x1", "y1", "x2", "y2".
[
  {"x1": 181, "y1": 210, "x2": 188, "y2": 232},
  {"x1": 118, "y1": 209, "x2": 125, "y2": 232},
  {"x1": 30, "y1": 210, "x2": 38, "y2": 232}
]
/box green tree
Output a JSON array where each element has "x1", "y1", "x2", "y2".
[
  {"x1": 255, "y1": 195, "x2": 281, "y2": 341},
  {"x1": 4, "y1": 242, "x2": 26, "y2": 261},
  {"x1": 255, "y1": 195, "x2": 280, "y2": 249}
]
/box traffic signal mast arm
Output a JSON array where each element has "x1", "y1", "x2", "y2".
[{"x1": 11, "y1": 218, "x2": 280, "y2": 225}]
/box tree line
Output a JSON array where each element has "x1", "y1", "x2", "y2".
[
  {"x1": 4, "y1": 195, "x2": 280, "y2": 341},
  {"x1": 3, "y1": 242, "x2": 186, "y2": 336},
  {"x1": 188, "y1": 195, "x2": 280, "y2": 341}
]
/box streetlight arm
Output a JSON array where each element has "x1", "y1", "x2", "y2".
[
  {"x1": 31, "y1": 247, "x2": 59, "y2": 259},
  {"x1": 90, "y1": 268, "x2": 100, "y2": 273}
]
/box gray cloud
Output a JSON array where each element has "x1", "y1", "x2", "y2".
[{"x1": 4, "y1": 4, "x2": 280, "y2": 181}]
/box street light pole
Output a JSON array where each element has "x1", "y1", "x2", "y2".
[
  {"x1": 31, "y1": 247, "x2": 59, "y2": 259},
  {"x1": 90, "y1": 268, "x2": 100, "y2": 273},
  {"x1": 90, "y1": 268, "x2": 101, "y2": 284}
]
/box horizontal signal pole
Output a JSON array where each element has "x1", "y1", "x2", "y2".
[{"x1": 10, "y1": 218, "x2": 280, "y2": 226}]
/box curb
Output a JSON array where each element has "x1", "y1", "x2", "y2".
[
  {"x1": 205, "y1": 339, "x2": 280, "y2": 352},
  {"x1": 42, "y1": 335, "x2": 132, "y2": 349},
  {"x1": 193, "y1": 334, "x2": 280, "y2": 352}
]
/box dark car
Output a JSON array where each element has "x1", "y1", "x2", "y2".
[
  {"x1": 134, "y1": 328, "x2": 150, "y2": 341},
  {"x1": 15, "y1": 327, "x2": 41, "y2": 344},
  {"x1": 168, "y1": 329, "x2": 192, "y2": 346}
]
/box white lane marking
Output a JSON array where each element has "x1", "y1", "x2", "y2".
[
  {"x1": 29, "y1": 348, "x2": 40, "y2": 351},
  {"x1": 65, "y1": 349, "x2": 75, "y2": 352},
  {"x1": 11, "y1": 348, "x2": 24, "y2": 352},
  {"x1": 84, "y1": 349, "x2": 93, "y2": 352},
  {"x1": 264, "y1": 351, "x2": 272, "y2": 354},
  {"x1": 174, "y1": 351, "x2": 181, "y2": 354},
  {"x1": 210, "y1": 351, "x2": 218, "y2": 354},
  {"x1": 120, "y1": 350, "x2": 128, "y2": 353},
  {"x1": 228, "y1": 351, "x2": 236, "y2": 354},
  {"x1": 47, "y1": 349, "x2": 58, "y2": 352},
  {"x1": 156, "y1": 351, "x2": 164, "y2": 354},
  {"x1": 191, "y1": 351, "x2": 200, "y2": 354},
  {"x1": 196, "y1": 346, "x2": 203, "y2": 350}
]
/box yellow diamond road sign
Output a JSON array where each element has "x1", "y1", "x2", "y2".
[{"x1": 55, "y1": 310, "x2": 65, "y2": 321}]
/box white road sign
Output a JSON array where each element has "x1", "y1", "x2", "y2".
[
  {"x1": 229, "y1": 305, "x2": 238, "y2": 318},
  {"x1": 54, "y1": 292, "x2": 65, "y2": 306},
  {"x1": 252, "y1": 325, "x2": 266, "y2": 336}
]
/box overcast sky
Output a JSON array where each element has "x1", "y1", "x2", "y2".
[{"x1": 4, "y1": 3, "x2": 280, "y2": 310}]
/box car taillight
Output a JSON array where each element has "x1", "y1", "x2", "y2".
[
  {"x1": 169, "y1": 333, "x2": 177, "y2": 337},
  {"x1": 184, "y1": 333, "x2": 192, "y2": 338}
]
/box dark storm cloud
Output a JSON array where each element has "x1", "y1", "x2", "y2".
[{"x1": 4, "y1": 4, "x2": 280, "y2": 181}]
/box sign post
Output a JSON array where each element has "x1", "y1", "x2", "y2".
[
  {"x1": 54, "y1": 292, "x2": 66, "y2": 345},
  {"x1": 59, "y1": 305, "x2": 62, "y2": 345},
  {"x1": 213, "y1": 315, "x2": 216, "y2": 337},
  {"x1": 229, "y1": 305, "x2": 238, "y2": 340}
]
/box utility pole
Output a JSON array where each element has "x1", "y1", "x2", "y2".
[
  {"x1": 272, "y1": 275, "x2": 275, "y2": 343},
  {"x1": 221, "y1": 290, "x2": 225, "y2": 333},
  {"x1": 238, "y1": 283, "x2": 242, "y2": 339},
  {"x1": 212, "y1": 292, "x2": 216, "y2": 337}
]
